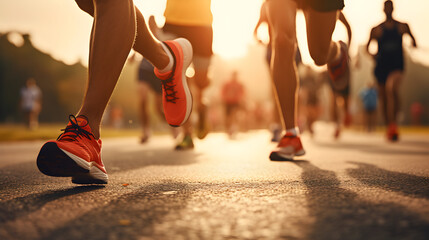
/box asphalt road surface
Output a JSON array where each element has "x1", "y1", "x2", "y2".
[{"x1": 1, "y1": 127, "x2": 428, "y2": 240}]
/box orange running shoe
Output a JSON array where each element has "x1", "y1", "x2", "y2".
[
  {"x1": 387, "y1": 123, "x2": 399, "y2": 142},
  {"x1": 154, "y1": 38, "x2": 193, "y2": 127},
  {"x1": 327, "y1": 41, "x2": 350, "y2": 88},
  {"x1": 36, "y1": 115, "x2": 108, "y2": 184},
  {"x1": 269, "y1": 133, "x2": 305, "y2": 161}
]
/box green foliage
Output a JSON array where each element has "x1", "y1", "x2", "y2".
[{"x1": 0, "y1": 32, "x2": 87, "y2": 123}]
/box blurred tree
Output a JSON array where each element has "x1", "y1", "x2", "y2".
[{"x1": 0, "y1": 32, "x2": 86, "y2": 123}]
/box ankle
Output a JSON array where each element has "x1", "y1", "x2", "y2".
[
  {"x1": 77, "y1": 115, "x2": 100, "y2": 139},
  {"x1": 286, "y1": 127, "x2": 299, "y2": 136},
  {"x1": 157, "y1": 42, "x2": 174, "y2": 73},
  {"x1": 90, "y1": 125, "x2": 101, "y2": 139}
]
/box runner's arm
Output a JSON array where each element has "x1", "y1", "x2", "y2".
[
  {"x1": 403, "y1": 23, "x2": 417, "y2": 48},
  {"x1": 253, "y1": 2, "x2": 268, "y2": 43},
  {"x1": 366, "y1": 28, "x2": 377, "y2": 60},
  {"x1": 338, "y1": 12, "x2": 352, "y2": 47}
]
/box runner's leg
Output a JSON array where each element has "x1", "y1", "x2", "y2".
[
  {"x1": 195, "y1": 67, "x2": 209, "y2": 114},
  {"x1": 266, "y1": 0, "x2": 307, "y2": 160},
  {"x1": 377, "y1": 84, "x2": 388, "y2": 125},
  {"x1": 138, "y1": 82, "x2": 151, "y2": 141},
  {"x1": 331, "y1": 92, "x2": 341, "y2": 138},
  {"x1": 386, "y1": 70, "x2": 402, "y2": 124},
  {"x1": 266, "y1": 0, "x2": 298, "y2": 130},
  {"x1": 75, "y1": 0, "x2": 169, "y2": 70},
  {"x1": 343, "y1": 94, "x2": 351, "y2": 126},
  {"x1": 194, "y1": 57, "x2": 211, "y2": 139},
  {"x1": 76, "y1": 0, "x2": 136, "y2": 139},
  {"x1": 304, "y1": 9, "x2": 339, "y2": 66}
]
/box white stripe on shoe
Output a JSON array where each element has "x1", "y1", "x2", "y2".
[
  {"x1": 60, "y1": 148, "x2": 91, "y2": 170},
  {"x1": 175, "y1": 38, "x2": 193, "y2": 126}
]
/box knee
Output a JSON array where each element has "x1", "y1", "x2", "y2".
[
  {"x1": 272, "y1": 31, "x2": 296, "y2": 59},
  {"x1": 310, "y1": 50, "x2": 329, "y2": 66},
  {"x1": 385, "y1": 79, "x2": 395, "y2": 93},
  {"x1": 309, "y1": 40, "x2": 334, "y2": 66},
  {"x1": 313, "y1": 57, "x2": 327, "y2": 66}
]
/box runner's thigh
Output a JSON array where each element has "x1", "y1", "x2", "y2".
[{"x1": 304, "y1": 9, "x2": 338, "y2": 63}]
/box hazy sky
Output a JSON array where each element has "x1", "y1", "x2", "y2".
[{"x1": 1, "y1": 0, "x2": 428, "y2": 66}]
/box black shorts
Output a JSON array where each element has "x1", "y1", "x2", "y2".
[
  {"x1": 295, "y1": 0, "x2": 344, "y2": 12},
  {"x1": 163, "y1": 23, "x2": 213, "y2": 57},
  {"x1": 374, "y1": 60, "x2": 404, "y2": 86},
  {"x1": 138, "y1": 58, "x2": 162, "y2": 94}
]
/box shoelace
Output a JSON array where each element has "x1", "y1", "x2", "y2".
[
  {"x1": 57, "y1": 115, "x2": 94, "y2": 141},
  {"x1": 161, "y1": 79, "x2": 179, "y2": 103}
]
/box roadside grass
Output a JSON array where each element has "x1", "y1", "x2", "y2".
[
  {"x1": 0, "y1": 124, "x2": 141, "y2": 142},
  {"x1": 0, "y1": 123, "x2": 428, "y2": 142}
]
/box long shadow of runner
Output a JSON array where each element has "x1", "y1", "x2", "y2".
[
  {"x1": 104, "y1": 148, "x2": 200, "y2": 174},
  {"x1": 40, "y1": 182, "x2": 193, "y2": 240},
  {"x1": 313, "y1": 141, "x2": 429, "y2": 156},
  {"x1": 0, "y1": 148, "x2": 199, "y2": 189},
  {"x1": 0, "y1": 148, "x2": 199, "y2": 233},
  {"x1": 347, "y1": 162, "x2": 429, "y2": 199},
  {"x1": 293, "y1": 160, "x2": 429, "y2": 240},
  {"x1": 0, "y1": 186, "x2": 104, "y2": 224}
]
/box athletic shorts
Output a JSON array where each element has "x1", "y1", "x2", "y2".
[
  {"x1": 138, "y1": 58, "x2": 162, "y2": 94},
  {"x1": 162, "y1": 23, "x2": 213, "y2": 58},
  {"x1": 295, "y1": 0, "x2": 344, "y2": 12},
  {"x1": 374, "y1": 60, "x2": 404, "y2": 86}
]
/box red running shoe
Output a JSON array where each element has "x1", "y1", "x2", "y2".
[
  {"x1": 36, "y1": 115, "x2": 108, "y2": 184},
  {"x1": 327, "y1": 41, "x2": 350, "y2": 90},
  {"x1": 387, "y1": 123, "x2": 399, "y2": 142},
  {"x1": 269, "y1": 133, "x2": 306, "y2": 161},
  {"x1": 154, "y1": 38, "x2": 193, "y2": 127}
]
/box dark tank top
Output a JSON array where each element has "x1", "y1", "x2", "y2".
[{"x1": 376, "y1": 22, "x2": 404, "y2": 69}]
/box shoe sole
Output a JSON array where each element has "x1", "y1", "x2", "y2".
[
  {"x1": 388, "y1": 133, "x2": 399, "y2": 142},
  {"x1": 37, "y1": 142, "x2": 89, "y2": 177},
  {"x1": 174, "y1": 38, "x2": 193, "y2": 127},
  {"x1": 72, "y1": 167, "x2": 108, "y2": 184},
  {"x1": 37, "y1": 142, "x2": 108, "y2": 184},
  {"x1": 175, "y1": 144, "x2": 195, "y2": 151},
  {"x1": 269, "y1": 149, "x2": 306, "y2": 161}
]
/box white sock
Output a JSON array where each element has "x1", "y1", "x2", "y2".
[
  {"x1": 157, "y1": 43, "x2": 174, "y2": 74},
  {"x1": 286, "y1": 127, "x2": 299, "y2": 136}
]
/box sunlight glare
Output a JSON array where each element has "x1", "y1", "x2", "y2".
[{"x1": 211, "y1": 0, "x2": 263, "y2": 59}]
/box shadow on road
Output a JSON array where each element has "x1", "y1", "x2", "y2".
[
  {"x1": 40, "y1": 182, "x2": 193, "y2": 240},
  {"x1": 347, "y1": 162, "x2": 429, "y2": 199},
  {"x1": 313, "y1": 141, "x2": 429, "y2": 156},
  {"x1": 0, "y1": 148, "x2": 199, "y2": 190},
  {"x1": 104, "y1": 148, "x2": 200, "y2": 174},
  {"x1": 0, "y1": 186, "x2": 104, "y2": 224},
  {"x1": 292, "y1": 160, "x2": 429, "y2": 240},
  {"x1": 0, "y1": 147, "x2": 200, "y2": 238}
]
